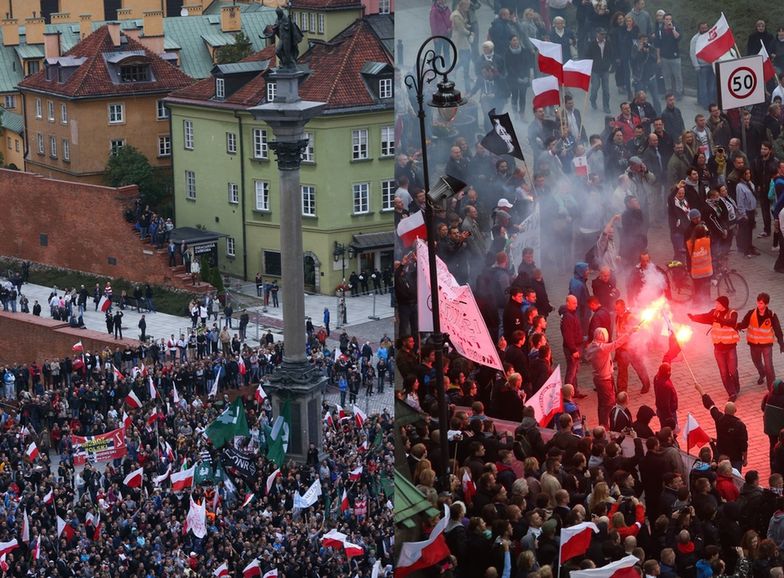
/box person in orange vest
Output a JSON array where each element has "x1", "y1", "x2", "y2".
[
  {"x1": 686, "y1": 223, "x2": 713, "y2": 305},
  {"x1": 737, "y1": 292, "x2": 784, "y2": 390},
  {"x1": 688, "y1": 296, "x2": 740, "y2": 401}
]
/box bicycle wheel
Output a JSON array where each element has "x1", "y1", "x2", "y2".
[
  {"x1": 713, "y1": 270, "x2": 749, "y2": 310},
  {"x1": 668, "y1": 268, "x2": 694, "y2": 303}
]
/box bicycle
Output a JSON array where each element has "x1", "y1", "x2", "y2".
[
  {"x1": 711, "y1": 255, "x2": 749, "y2": 310},
  {"x1": 666, "y1": 260, "x2": 694, "y2": 303}
]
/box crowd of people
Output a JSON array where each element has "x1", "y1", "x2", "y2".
[{"x1": 397, "y1": 1, "x2": 784, "y2": 577}]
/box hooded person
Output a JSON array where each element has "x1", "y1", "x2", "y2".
[
  {"x1": 768, "y1": 496, "x2": 784, "y2": 550},
  {"x1": 632, "y1": 405, "x2": 657, "y2": 439},
  {"x1": 568, "y1": 262, "x2": 591, "y2": 337}
]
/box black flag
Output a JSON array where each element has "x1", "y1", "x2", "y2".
[{"x1": 480, "y1": 108, "x2": 525, "y2": 161}]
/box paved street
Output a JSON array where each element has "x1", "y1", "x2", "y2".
[{"x1": 397, "y1": 0, "x2": 783, "y2": 477}]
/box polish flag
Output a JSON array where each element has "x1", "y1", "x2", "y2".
[
  {"x1": 525, "y1": 365, "x2": 563, "y2": 426},
  {"x1": 98, "y1": 295, "x2": 111, "y2": 313},
  {"x1": 532, "y1": 75, "x2": 561, "y2": 109},
  {"x1": 123, "y1": 467, "x2": 144, "y2": 488},
  {"x1": 72, "y1": 341, "x2": 84, "y2": 352},
  {"x1": 563, "y1": 59, "x2": 593, "y2": 91},
  {"x1": 113, "y1": 365, "x2": 125, "y2": 383},
  {"x1": 340, "y1": 489, "x2": 350, "y2": 513},
  {"x1": 57, "y1": 516, "x2": 75, "y2": 541},
  {"x1": 570, "y1": 555, "x2": 640, "y2": 578},
  {"x1": 148, "y1": 376, "x2": 158, "y2": 400},
  {"x1": 760, "y1": 44, "x2": 777, "y2": 82},
  {"x1": 262, "y1": 570, "x2": 278, "y2": 578},
  {"x1": 122, "y1": 411, "x2": 132, "y2": 430},
  {"x1": 255, "y1": 384, "x2": 267, "y2": 405},
  {"x1": 164, "y1": 441, "x2": 175, "y2": 463},
  {"x1": 324, "y1": 413, "x2": 334, "y2": 429},
  {"x1": 93, "y1": 520, "x2": 102, "y2": 541},
  {"x1": 573, "y1": 155, "x2": 589, "y2": 176},
  {"x1": 343, "y1": 541, "x2": 364, "y2": 559},
  {"x1": 25, "y1": 442, "x2": 39, "y2": 461},
  {"x1": 43, "y1": 489, "x2": 53, "y2": 505},
  {"x1": 214, "y1": 562, "x2": 230, "y2": 578},
  {"x1": 0, "y1": 553, "x2": 7, "y2": 572},
  {"x1": 321, "y1": 529, "x2": 348, "y2": 549},
  {"x1": 172, "y1": 382, "x2": 181, "y2": 404},
  {"x1": 461, "y1": 470, "x2": 476, "y2": 505},
  {"x1": 242, "y1": 558, "x2": 261, "y2": 578},
  {"x1": 153, "y1": 465, "x2": 171, "y2": 485},
  {"x1": 241, "y1": 493, "x2": 255, "y2": 508},
  {"x1": 31, "y1": 536, "x2": 40, "y2": 560},
  {"x1": 349, "y1": 466, "x2": 363, "y2": 481},
  {"x1": 125, "y1": 390, "x2": 142, "y2": 409},
  {"x1": 171, "y1": 465, "x2": 196, "y2": 492},
  {"x1": 21, "y1": 509, "x2": 29, "y2": 543},
  {"x1": 357, "y1": 439, "x2": 369, "y2": 453},
  {"x1": 238, "y1": 356, "x2": 247, "y2": 376},
  {"x1": 531, "y1": 38, "x2": 564, "y2": 82},
  {"x1": 265, "y1": 468, "x2": 281, "y2": 495},
  {"x1": 146, "y1": 408, "x2": 160, "y2": 427},
  {"x1": 352, "y1": 405, "x2": 367, "y2": 428},
  {"x1": 396, "y1": 505, "x2": 451, "y2": 578},
  {"x1": 683, "y1": 413, "x2": 711, "y2": 451},
  {"x1": 0, "y1": 540, "x2": 18, "y2": 558},
  {"x1": 396, "y1": 211, "x2": 427, "y2": 247},
  {"x1": 695, "y1": 13, "x2": 736, "y2": 63},
  {"x1": 335, "y1": 404, "x2": 348, "y2": 421},
  {"x1": 560, "y1": 521, "x2": 599, "y2": 562}
]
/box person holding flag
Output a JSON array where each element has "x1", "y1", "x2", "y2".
[{"x1": 695, "y1": 381, "x2": 749, "y2": 472}]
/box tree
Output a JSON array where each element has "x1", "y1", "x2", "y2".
[
  {"x1": 215, "y1": 31, "x2": 254, "y2": 64},
  {"x1": 104, "y1": 145, "x2": 167, "y2": 208}
]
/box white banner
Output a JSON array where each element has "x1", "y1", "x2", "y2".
[
  {"x1": 507, "y1": 205, "x2": 540, "y2": 268},
  {"x1": 415, "y1": 240, "x2": 503, "y2": 370},
  {"x1": 186, "y1": 497, "x2": 207, "y2": 538},
  {"x1": 293, "y1": 479, "x2": 322, "y2": 509}
]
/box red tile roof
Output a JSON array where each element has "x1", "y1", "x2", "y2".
[{"x1": 18, "y1": 25, "x2": 193, "y2": 98}]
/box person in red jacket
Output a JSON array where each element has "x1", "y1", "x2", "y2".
[
  {"x1": 608, "y1": 496, "x2": 646, "y2": 538},
  {"x1": 715, "y1": 460, "x2": 740, "y2": 502}
]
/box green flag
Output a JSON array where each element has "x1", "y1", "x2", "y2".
[
  {"x1": 205, "y1": 398, "x2": 249, "y2": 449},
  {"x1": 266, "y1": 399, "x2": 291, "y2": 468},
  {"x1": 194, "y1": 461, "x2": 214, "y2": 486}
]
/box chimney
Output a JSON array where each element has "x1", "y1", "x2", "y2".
[
  {"x1": 43, "y1": 31, "x2": 60, "y2": 59},
  {"x1": 1, "y1": 18, "x2": 18, "y2": 46},
  {"x1": 143, "y1": 10, "x2": 163, "y2": 37},
  {"x1": 116, "y1": 8, "x2": 132, "y2": 20},
  {"x1": 107, "y1": 21, "x2": 122, "y2": 47},
  {"x1": 182, "y1": 4, "x2": 203, "y2": 16},
  {"x1": 24, "y1": 16, "x2": 45, "y2": 45},
  {"x1": 50, "y1": 13, "x2": 74, "y2": 24},
  {"x1": 79, "y1": 14, "x2": 92, "y2": 39},
  {"x1": 220, "y1": 5, "x2": 241, "y2": 33}
]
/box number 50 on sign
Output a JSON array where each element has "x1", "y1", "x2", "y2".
[{"x1": 716, "y1": 55, "x2": 766, "y2": 110}]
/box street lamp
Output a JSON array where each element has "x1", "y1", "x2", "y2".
[
  {"x1": 333, "y1": 241, "x2": 355, "y2": 284},
  {"x1": 404, "y1": 36, "x2": 466, "y2": 489}
]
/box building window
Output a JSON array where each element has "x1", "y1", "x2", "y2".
[
  {"x1": 302, "y1": 132, "x2": 314, "y2": 162},
  {"x1": 380, "y1": 126, "x2": 394, "y2": 157},
  {"x1": 228, "y1": 182, "x2": 239, "y2": 204},
  {"x1": 110, "y1": 139, "x2": 125, "y2": 155},
  {"x1": 252, "y1": 128, "x2": 268, "y2": 159},
  {"x1": 108, "y1": 103, "x2": 124, "y2": 124},
  {"x1": 266, "y1": 82, "x2": 276, "y2": 102},
  {"x1": 226, "y1": 237, "x2": 236, "y2": 257},
  {"x1": 352, "y1": 129, "x2": 368, "y2": 160},
  {"x1": 36, "y1": 133, "x2": 44, "y2": 154},
  {"x1": 302, "y1": 185, "x2": 316, "y2": 216},
  {"x1": 300, "y1": 11, "x2": 308, "y2": 31},
  {"x1": 49, "y1": 136, "x2": 57, "y2": 158},
  {"x1": 379, "y1": 77, "x2": 393, "y2": 99},
  {"x1": 318, "y1": 13, "x2": 325, "y2": 34},
  {"x1": 120, "y1": 63, "x2": 150, "y2": 82},
  {"x1": 381, "y1": 179, "x2": 396, "y2": 211},
  {"x1": 254, "y1": 180, "x2": 270, "y2": 211},
  {"x1": 158, "y1": 135, "x2": 171, "y2": 157},
  {"x1": 62, "y1": 139, "x2": 70, "y2": 161},
  {"x1": 264, "y1": 250, "x2": 281, "y2": 276},
  {"x1": 352, "y1": 183, "x2": 370, "y2": 214},
  {"x1": 183, "y1": 120, "x2": 194, "y2": 150},
  {"x1": 35, "y1": 98, "x2": 42, "y2": 119},
  {"x1": 215, "y1": 77, "x2": 225, "y2": 99},
  {"x1": 379, "y1": 0, "x2": 391, "y2": 14},
  {"x1": 14, "y1": 139, "x2": 18, "y2": 152},
  {"x1": 185, "y1": 170, "x2": 196, "y2": 199},
  {"x1": 3, "y1": 95, "x2": 15, "y2": 109},
  {"x1": 156, "y1": 100, "x2": 168, "y2": 119},
  {"x1": 60, "y1": 103, "x2": 68, "y2": 124},
  {"x1": 47, "y1": 100, "x2": 54, "y2": 122},
  {"x1": 6, "y1": 137, "x2": 10, "y2": 149},
  {"x1": 309, "y1": 13, "x2": 316, "y2": 32},
  {"x1": 226, "y1": 132, "x2": 237, "y2": 154},
  {"x1": 28, "y1": 60, "x2": 40, "y2": 74}
]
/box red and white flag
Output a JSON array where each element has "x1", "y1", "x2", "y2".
[
  {"x1": 262, "y1": 570, "x2": 278, "y2": 578},
  {"x1": 125, "y1": 390, "x2": 142, "y2": 409},
  {"x1": 760, "y1": 44, "x2": 777, "y2": 82},
  {"x1": 255, "y1": 384, "x2": 267, "y2": 405},
  {"x1": 563, "y1": 59, "x2": 593, "y2": 91},
  {"x1": 146, "y1": 408, "x2": 160, "y2": 427},
  {"x1": 0, "y1": 553, "x2": 8, "y2": 572},
  {"x1": 532, "y1": 75, "x2": 560, "y2": 109},
  {"x1": 31, "y1": 536, "x2": 40, "y2": 560},
  {"x1": 57, "y1": 516, "x2": 75, "y2": 541},
  {"x1": 98, "y1": 295, "x2": 111, "y2": 313},
  {"x1": 238, "y1": 356, "x2": 247, "y2": 376},
  {"x1": 153, "y1": 465, "x2": 171, "y2": 486},
  {"x1": 265, "y1": 468, "x2": 281, "y2": 495},
  {"x1": 0, "y1": 539, "x2": 18, "y2": 558},
  {"x1": 340, "y1": 489, "x2": 350, "y2": 513},
  {"x1": 695, "y1": 13, "x2": 735, "y2": 63},
  {"x1": 113, "y1": 365, "x2": 125, "y2": 383},
  {"x1": 324, "y1": 413, "x2": 334, "y2": 429},
  {"x1": 171, "y1": 465, "x2": 196, "y2": 492},
  {"x1": 570, "y1": 555, "x2": 640, "y2": 578},
  {"x1": 122, "y1": 410, "x2": 132, "y2": 430},
  {"x1": 148, "y1": 377, "x2": 158, "y2": 400},
  {"x1": 321, "y1": 529, "x2": 348, "y2": 549},
  {"x1": 531, "y1": 38, "x2": 564, "y2": 82},
  {"x1": 241, "y1": 493, "x2": 255, "y2": 509},
  {"x1": 573, "y1": 155, "x2": 589, "y2": 176},
  {"x1": 123, "y1": 467, "x2": 144, "y2": 488},
  {"x1": 20, "y1": 509, "x2": 29, "y2": 543},
  {"x1": 358, "y1": 439, "x2": 369, "y2": 453},
  {"x1": 561, "y1": 521, "x2": 599, "y2": 562},
  {"x1": 214, "y1": 562, "x2": 230, "y2": 578},
  {"x1": 396, "y1": 211, "x2": 427, "y2": 247},
  {"x1": 242, "y1": 559, "x2": 261, "y2": 578},
  {"x1": 25, "y1": 442, "x2": 39, "y2": 461},
  {"x1": 396, "y1": 505, "x2": 451, "y2": 578},
  {"x1": 72, "y1": 341, "x2": 84, "y2": 352},
  {"x1": 461, "y1": 469, "x2": 476, "y2": 505},
  {"x1": 349, "y1": 466, "x2": 363, "y2": 482},
  {"x1": 335, "y1": 404, "x2": 348, "y2": 421},
  {"x1": 683, "y1": 413, "x2": 711, "y2": 451},
  {"x1": 43, "y1": 489, "x2": 53, "y2": 505},
  {"x1": 343, "y1": 541, "x2": 364, "y2": 559},
  {"x1": 172, "y1": 382, "x2": 181, "y2": 404},
  {"x1": 525, "y1": 365, "x2": 563, "y2": 426},
  {"x1": 352, "y1": 405, "x2": 367, "y2": 428}
]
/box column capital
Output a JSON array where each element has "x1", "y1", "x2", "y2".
[{"x1": 269, "y1": 139, "x2": 309, "y2": 171}]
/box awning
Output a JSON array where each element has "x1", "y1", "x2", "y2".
[
  {"x1": 394, "y1": 468, "x2": 439, "y2": 529},
  {"x1": 168, "y1": 227, "x2": 227, "y2": 245},
  {"x1": 350, "y1": 231, "x2": 394, "y2": 251}
]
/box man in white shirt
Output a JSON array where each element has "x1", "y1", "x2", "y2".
[
  {"x1": 772, "y1": 72, "x2": 784, "y2": 104},
  {"x1": 394, "y1": 175, "x2": 413, "y2": 207}
]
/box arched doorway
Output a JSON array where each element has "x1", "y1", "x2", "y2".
[{"x1": 303, "y1": 251, "x2": 321, "y2": 293}]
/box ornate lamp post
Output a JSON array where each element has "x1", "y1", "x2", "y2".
[{"x1": 404, "y1": 36, "x2": 466, "y2": 488}]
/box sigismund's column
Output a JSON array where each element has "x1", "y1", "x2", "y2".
[{"x1": 249, "y1": 62, "x2": 326, "y2": 463}]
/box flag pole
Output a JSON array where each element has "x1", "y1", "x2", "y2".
[{"x1": 578, "y1": 88, "x2": 589, "y2": 145}]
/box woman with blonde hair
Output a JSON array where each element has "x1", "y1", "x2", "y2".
[
  {"x1": 413, "y1": 457, "x2": 433, "y2": 485},
  {"x1": 588, "y1": 481, "x2": 615, "y2": 513}
]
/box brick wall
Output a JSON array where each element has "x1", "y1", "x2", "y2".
[
  {"x1": 0, "y1": 169, "x2": 176, "y2": 287},
  {"x1": 0, "y1": 311, "x2": 139, "y2": 365}
]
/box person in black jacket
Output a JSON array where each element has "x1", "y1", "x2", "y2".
[
  {"x1": 588, "y1": 296, "x2": 613, "y2": 341},
  {"x1": 695, "y1": 382, "x2": 749, "y2": 472},
  {"x1": 586, "y1": 28, "x2": 615, "y2": 114},
  {"x1": 503, "y1": 287, "x2": 526, "y2": 343},
  {"x1": 654, "y1": 363, "x2": 679, "y2": 430}
]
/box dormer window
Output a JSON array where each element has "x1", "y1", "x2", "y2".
[
  {"x1": 266, "y1": 82, "x2": 276, "y2": 103},
  {"x1": 120, "y1": 62, "x2": 150, "y2": 82},
  {"x1": 216, "y1": 78, "x2": 225, "y2": 99},
  {"x1": 379, "y1": 78, "x2": 392, "y2": 99}
]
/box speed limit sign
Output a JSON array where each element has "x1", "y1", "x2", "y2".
[{"x1": 716, "y1": 55, "x2": 766, "y2": 110}]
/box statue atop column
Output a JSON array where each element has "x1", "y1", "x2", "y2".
[{"x1": 264, "y1": 7, "x2": 303, "y2": 71}]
